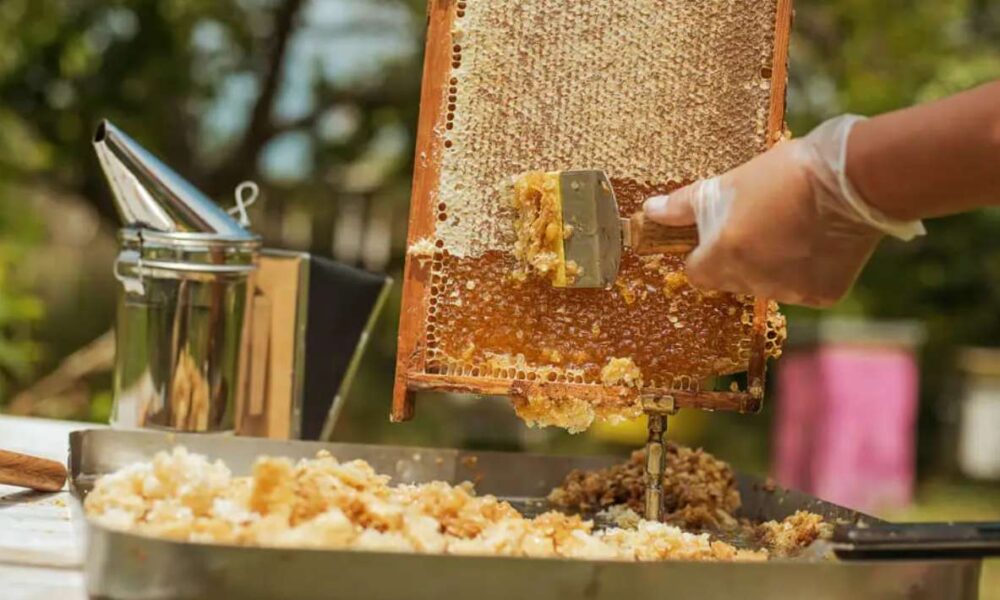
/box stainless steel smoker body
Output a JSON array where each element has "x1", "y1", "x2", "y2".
[
  {"x1": 112, "y1": 228, "x2": 259, "y2": 431},
  {"x1": 97, "y1": 120, "x2": 262, "y2": 433},
  {"x1": 69, "y1": 429, "x2": 981, "y2": 600}
]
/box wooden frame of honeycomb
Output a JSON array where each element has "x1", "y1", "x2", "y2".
[{"x1": 394, "y1": 0, "x2": 794, "y2": 426}]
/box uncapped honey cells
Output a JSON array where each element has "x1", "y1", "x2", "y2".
[{"x1": 425, "y1": 180, "x2": 785, "y2": 390}]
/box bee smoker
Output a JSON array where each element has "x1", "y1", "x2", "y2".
[
  {"x1": 95, "y1": 120, "x2": 260, "y2": 432},
  {"x1": 95, "y1": 120, "x2": 393, "y2": 437}
]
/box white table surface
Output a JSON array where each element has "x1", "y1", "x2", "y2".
[{"x1": 0, "y1": 415, "x2": 97, "y2": 600}]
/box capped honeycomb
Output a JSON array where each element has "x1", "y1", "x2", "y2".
[{"x1": 396, "y1": 0, "x2": 791, "y2": 430}]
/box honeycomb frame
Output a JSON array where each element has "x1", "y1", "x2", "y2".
[{"x1": 394, "y1": 0, "x2": 794, "y2": 424}]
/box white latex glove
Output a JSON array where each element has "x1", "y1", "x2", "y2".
[{"x1": 644, "y1": 115, "x2": 925, "y2": 307}]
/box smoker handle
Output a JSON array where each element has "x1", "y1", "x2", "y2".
[{"x1": 833, "y1": 522, "x2": 1000, "y2": 559}]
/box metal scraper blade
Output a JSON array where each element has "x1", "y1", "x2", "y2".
[{"x1": 559, "y1": 170, "x2": 622, "y2": 289}]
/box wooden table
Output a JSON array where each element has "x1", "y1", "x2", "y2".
[{"x1": 0, "y1": 415, "x2": 95, "y2": 600}]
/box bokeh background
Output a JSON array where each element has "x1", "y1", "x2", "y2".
[{"x1": 1, "y1": 0, "x2": 998, "y2": 589}]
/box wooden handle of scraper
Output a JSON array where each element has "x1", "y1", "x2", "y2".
[
  {"x1": 628, "y1": 212, "x2": 699, "y2": 255},
  {"x1": 0, "y1": 449, "x2": 67, "y2": 492}
]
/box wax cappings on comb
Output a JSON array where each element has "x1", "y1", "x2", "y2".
[{"x1": 394, "y1": 0, "x2": 792, "y2": 430}]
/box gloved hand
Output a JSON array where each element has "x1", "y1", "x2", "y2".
[{"x1": 644, "y1": 115, "x2": 925, "y2": 307}]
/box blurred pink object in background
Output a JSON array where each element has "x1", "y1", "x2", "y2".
[{"x1": 775, "y1": 319, "x2": 923, "y2": 513}]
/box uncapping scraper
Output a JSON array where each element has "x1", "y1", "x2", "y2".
[{"x1": 512, "y1": 169, "x2": 698, "y2": 289}]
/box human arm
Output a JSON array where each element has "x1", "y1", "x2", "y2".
[
  {"x1": 847, "y1": 81, "x2": 1000, "y2": 221},
  {"x1": 644, "y1": 80, "x2": 1000, "y2": 307}
]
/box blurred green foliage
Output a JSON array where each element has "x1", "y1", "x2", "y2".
[
  {"x1": 0, "y1": 88, "x2": 49, "y2": 395},
  {"x1": 0, "y1": 192, "x2": 45, "y2": 397}
]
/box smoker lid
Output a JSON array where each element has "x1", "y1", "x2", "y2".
[
  {"x1": 94, "y1": 119, "x2": 255, "y2": 239},
  {"x1": 117, "y1": 227, "x2": 260, "y2": 277}
]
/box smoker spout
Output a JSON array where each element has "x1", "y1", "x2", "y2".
[{"x1": 93, "y1": 120, "x2": 253, "y2": 237}]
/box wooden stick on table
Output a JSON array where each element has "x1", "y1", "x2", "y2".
[{"x1": 0, "y1": 449, "x2": 67, "y2": 492}]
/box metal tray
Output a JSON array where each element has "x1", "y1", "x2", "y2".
[{"x1": 69, "y1": 429, "x2": 981, "y2": 600}]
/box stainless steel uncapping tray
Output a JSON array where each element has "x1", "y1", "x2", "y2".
[{"x1": 69, "y1": 429, "x2": 981, "y2": 600}]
